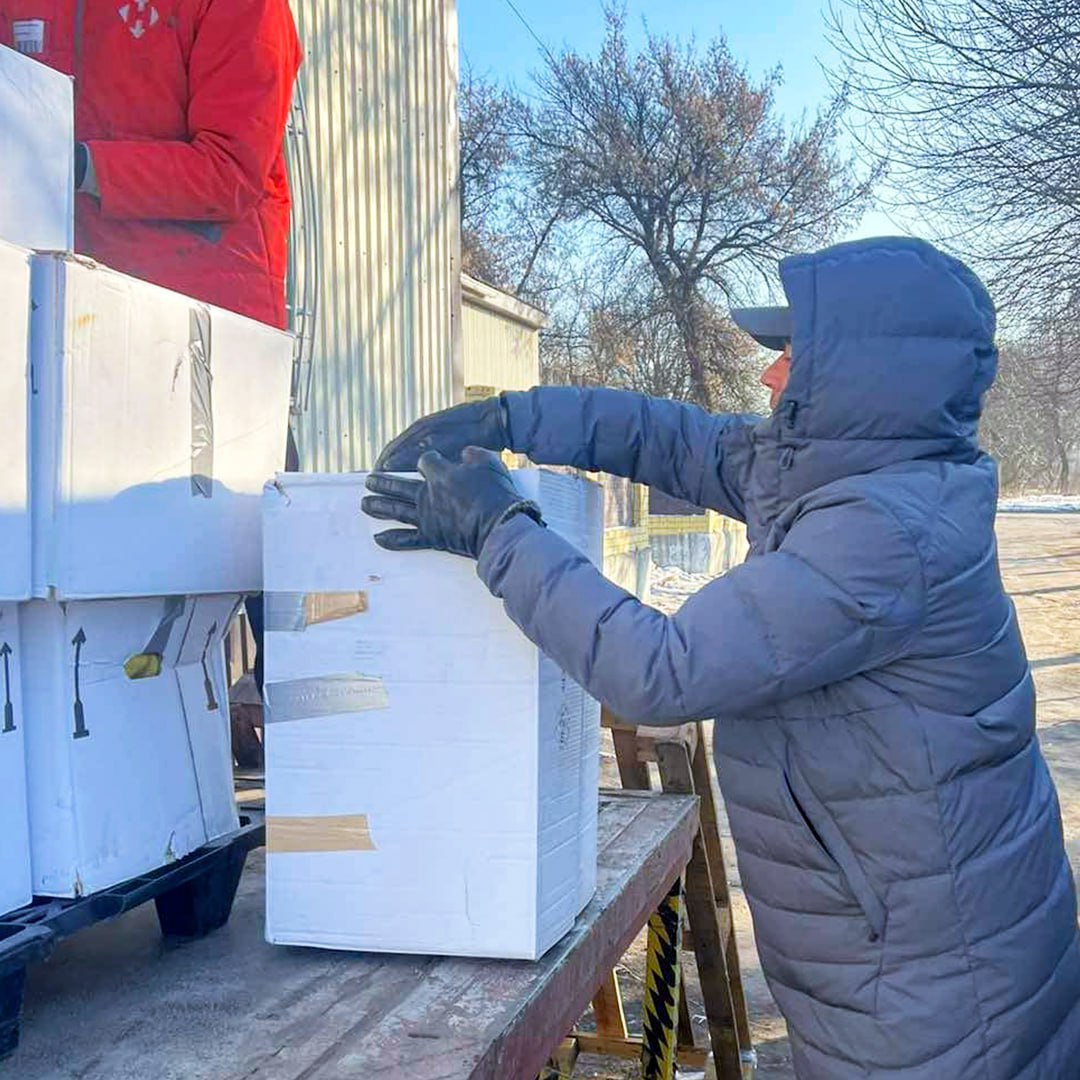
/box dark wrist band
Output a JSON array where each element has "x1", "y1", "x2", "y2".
[{"x1": 497, "y1": 499, "x2": 544, "y2": 530}]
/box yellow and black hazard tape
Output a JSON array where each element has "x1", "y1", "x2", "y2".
[{"x1": 641, "y1": 876, "x2": 685, "y2": 1080}]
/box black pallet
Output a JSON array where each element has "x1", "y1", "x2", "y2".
[{"x1": 0, "y1": 811, "x2": 264, "y2": 1059}]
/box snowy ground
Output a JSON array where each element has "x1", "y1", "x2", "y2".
[
  {"x1": 648, "y1": 564, "x2": 719, "y2": 615},
  {"x1": 999, "y1": 495, "x2": 1080, "y2": 513}
]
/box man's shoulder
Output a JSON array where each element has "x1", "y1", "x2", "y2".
[{"x1": 790, "y1": 457, "x2": 997, "y2": 587}]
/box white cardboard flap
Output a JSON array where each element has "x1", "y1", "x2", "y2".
[
  {"x1": 30, "y1": 255, "x2": 293, "y2": 598},
  {"x1": 20, "y1": 595, "x2": 241, "y2": 897},
  {"x1": 0, "y1": 44, "x2": 73, "y2": 252}
]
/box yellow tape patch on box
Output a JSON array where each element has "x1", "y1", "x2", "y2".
[
  {"x1": 266, "y1": 814, "x2": 375, "y2": 853},
  {"x1": 124, "y1": 652, "x2": 163, "y2": 680}
]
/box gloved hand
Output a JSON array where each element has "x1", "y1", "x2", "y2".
[
  {"x1": 362, "y1": 447, "x2": 543, "y2": 559},
  {"x1": 374, "y1": 396, "x2": 510, "y2": 471}
]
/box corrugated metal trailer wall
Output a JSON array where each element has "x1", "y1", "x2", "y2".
[{"x1": 290, "y1": 0, "x2": 462, "y2": 472}]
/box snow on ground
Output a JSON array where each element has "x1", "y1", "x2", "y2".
[
  {"x1": 999, "y1": 495, "x2": 1080, "y2": 513},
  {"x1": 649, "y1": 564, "x2": 719, "y2": 614}
]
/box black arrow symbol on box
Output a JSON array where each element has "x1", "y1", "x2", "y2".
[
  {"x1": 0, "y1": 643, "x2": 13, "y2": 733},
  {"x1": 72, "y1": 628, "x2": 89, "y2": 740},
  {"x1": 201, "y1": 621, "x2": 219, "y2": 711}
]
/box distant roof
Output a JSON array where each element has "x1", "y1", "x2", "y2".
[{"x1": 461, "y1": 273, "x2": 547, "y2": 331}]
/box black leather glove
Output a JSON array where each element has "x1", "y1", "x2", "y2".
[
  {"x1": 374, "y1": 396, "x2": 510, "y2": 471},
  {"x1": 362, "y1": 447, "x2": 543, "y2": 559}
]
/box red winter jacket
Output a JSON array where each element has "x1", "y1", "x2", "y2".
[{"x1": 0, "y1": 0, "x2": 300, "y2": 328}]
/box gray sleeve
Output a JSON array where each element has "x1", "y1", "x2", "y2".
[
  {"x1": 477, "y1": 501, "x2": 925, "y2": 724},
  {"x1": 502, "y1": 386, "x2": 758, "y2": 522}
]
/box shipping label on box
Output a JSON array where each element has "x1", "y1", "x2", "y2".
[
  {"x1": 20, "y1": 595, "x2": 241, "y2": 897},
  {"x1": 263, "y1": 471, "x2": 603, "y2": 960},
  {"x1": 0, "y1": 44, "x2": 73, "y2": 251},
  {"x1": 29, "y1": 254, "x2": 293, "y2": 598}
]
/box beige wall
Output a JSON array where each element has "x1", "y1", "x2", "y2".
[{"x1": 461, "y1": 274, "x2": 544, "y2": 395}]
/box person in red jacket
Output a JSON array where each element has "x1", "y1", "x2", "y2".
[{"x1": 0, "y1": 0, "x2": 301, "y2": 330}]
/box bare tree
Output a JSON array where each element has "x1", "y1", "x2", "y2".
[
  {"x1": 829, "y1": 0, "x2": 1080, "y2": 310},
  {"x1": 521, "y1": 9, "x2": 871, "y2": 405},
  {"x1": 540, "y1": 260, "x2": 765, "y2": 409},
  {"x1": 983, "y1": 324, "x2": 1080, "y2": 495},
  {"x1": 458, "y1": 62, "x2": 519, "y2": 284},
  {"x1": 458, "y1": 63, "x2": 569, "y2": 301}
]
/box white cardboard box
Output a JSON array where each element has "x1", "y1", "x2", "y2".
[
  {"x1": 21, "y1": 595, "x2": 240, "y2": 897},
  {"x1": 0, "y1": 239, "x2": 32, "y2": 600},
  {"x1": 263, "y1": 471, "x2": 603, "y2": 960},
  {"x1": 0, "y1": 603, "x2": 31, "y2": 915},
  {"x1": 30, "y1": 254, "x2": 294, "y2": 599},
  {"x1": 0, "y1": 44, "x2": 73, "y2": 251}
]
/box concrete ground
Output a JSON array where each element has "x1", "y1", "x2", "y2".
[{"x1": 7, "y1": 512, "x2": 1080, "y2": 1079}]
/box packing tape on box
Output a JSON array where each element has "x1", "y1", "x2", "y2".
[
  {"x1": 266, "y1": 814, "x2": 376, "y2": 853},
  {"x1": 189, "y1": 305, "x2": 214, "y2": 498},
  {"x1": 264, "y1": 591, "x2": 368, "y2": 632},
  {"x1": 264, "y1": 673, "x2": 389, "y2": 723},
  {"x1": 124, "y1": 595, "x2": 186, "y2": 680}
]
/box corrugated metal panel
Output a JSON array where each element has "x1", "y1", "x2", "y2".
[
  {"x1": 290, "y1": 0, "x2": 461, "y2": 472},
  {"x1": 461, "y1": 275, "x2": 543, "y2": 393}
]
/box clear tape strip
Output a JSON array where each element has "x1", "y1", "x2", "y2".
[
  {"x1": 189, "y1": 305, "x2": 213, "y2": 498},
  {"x1": 264, "y1": 673, "x2": 389, "y2": 723}
]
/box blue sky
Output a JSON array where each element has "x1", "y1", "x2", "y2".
[{"x1": 458, "y1": 0, "x2": 909, "y2": 242}]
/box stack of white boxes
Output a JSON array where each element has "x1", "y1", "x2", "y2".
[
  {"x1": 262, "y1": 472, "x2": 604, "y2": 960},
  {"x1": 0, "y1": 44, "x2": 294, "y2": 909},
  {"x1": 0, "y1": 234, "x2": 35, "y2": 917}
]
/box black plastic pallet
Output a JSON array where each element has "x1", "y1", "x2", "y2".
[{"x1": 0, "y1": 811, "x2": 264, "y2": 1060}]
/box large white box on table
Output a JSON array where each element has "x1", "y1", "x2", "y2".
[
  {"x1": 30, "y1": 254, "x2": 293, "y2": 599},
  {"x1": 0, "y1": 44, "x2": 73, "y2": 252},
  {"x1": 0, "y1": 604, "x2": 31, "y2": 915},
  {"x1": 21, "y1": 595, "x2": 240, "y2": 897},
  {"x1": 263, "y1": 471, "x2": 603, "y2": 960},
  {"x1": 0, "y1": 239, "x2": 32, "y2": 601}
]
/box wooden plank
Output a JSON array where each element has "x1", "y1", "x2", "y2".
[
  {"x1": 471, "y1": 796, "x2": 698, "y2": 1080},
  {"x1": 233, "y1": 793, "x2": 698, "y2": 1080},
  {"x1": 606, "y1": 707, "x2": 652, "y2": 789},
  {"x1": 591, "y1": 970, "x2": 628, "y2": 1038},
  {"x1": 634, "y1": 722, "x2": 697, "y2": 765},
  {"x1": 691, "y1": 736, "x2": 753, "y2": 1050},
  {"x1": 657, "y1": 743, "x2": 744, "y2": 1080},
  {"x1": 612, "y1": 725, "x2": 651, "y2": 789},
  {"x1": 539, "y1": 1038, "x2": 578, "y2": 1079},
  {"x1": 677, "y1": 972, "x2": 696, "y2": 1048},
  {"x1": 571, "y1": 1032, "x2": 708, "y2": 1069}
]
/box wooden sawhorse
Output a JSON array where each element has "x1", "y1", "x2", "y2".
[{"x1": 547, "y1": 713, "x2": 754, "y2": 1079}]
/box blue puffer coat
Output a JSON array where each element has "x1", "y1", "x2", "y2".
[{"x1": 477, "y1": 238, "x2": 1080, "y2": 1077}]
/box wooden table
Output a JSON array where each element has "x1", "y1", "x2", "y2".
[
  {"x1": 11, "y1": 791, "x2": 698, "y2": 1080},
  {"x1": 253, "y1": 791, "x2": 698, "y2": 1079}
]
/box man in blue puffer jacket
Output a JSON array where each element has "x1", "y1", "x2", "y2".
[{"x1": 363, "y1": 237, "x2": 1080, "y2": 1077}]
